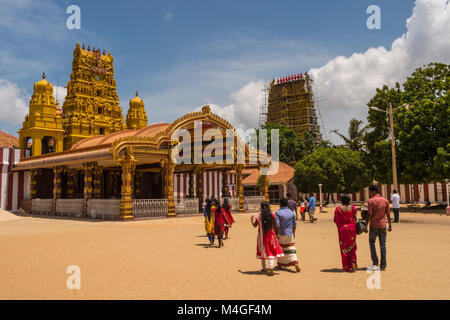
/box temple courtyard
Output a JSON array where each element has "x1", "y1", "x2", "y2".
[{"x1": 0, "y1": 207, "x2": 449, "y2": 300}]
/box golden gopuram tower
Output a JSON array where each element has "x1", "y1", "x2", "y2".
[
  {"x1": 18, "y1": 73, "x2": 64, "y2": 156},
  {"x1": 265, "y1": 72, "x2": 322, "y2": 142},
  {"x1": 126, "y1": 91, "x2": 148, "y2": 130},
  {"x1": 62, "y1": 43, "x2": 125, "y2": 149}
]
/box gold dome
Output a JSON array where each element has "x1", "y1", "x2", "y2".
[
  {"x1": 129, "y1": 91, "x2": 144, "y2": 108},
  {"x1": 34, "y1": 72, "x2": 53, "y2": 93},
  {"x1": 126, "y1": 91, "x2": 148, "y2": 130}
]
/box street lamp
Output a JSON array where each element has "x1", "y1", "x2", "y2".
[
  {"x1": 369, "y1": 102, "x2": 409, "y2": 193},
  {"x1": 318, "y1": 183, "x2": 323, "y2": 212}
]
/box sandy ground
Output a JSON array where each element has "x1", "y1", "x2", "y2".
[{"x1": 0, "y1": 207, "x2": 449, "y2": 300}]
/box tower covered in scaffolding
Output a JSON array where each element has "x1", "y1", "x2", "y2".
[{"x1": 263, "y1": 73, "x2": 322, "y2": 143}]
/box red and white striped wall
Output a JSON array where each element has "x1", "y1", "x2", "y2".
[
  {"x1": 0, "y1": 148, "x2": 29, "y2": 211},
  {"x1": 174, "y1": 171, "x2": 236, "y2": 201},
  {"x1": 310, "y1": 182, "x2": 448, "y2": 204}
]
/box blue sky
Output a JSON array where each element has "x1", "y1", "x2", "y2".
[{"x1": 1, "y1": 0, "x2": 448, "y2": 143}]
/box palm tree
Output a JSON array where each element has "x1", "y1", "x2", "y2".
[{"x1": 331, "y1": 118, "x2": 369, "y2": 151}]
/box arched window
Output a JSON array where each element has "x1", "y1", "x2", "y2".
[
  {"x1": 25, "y1": 137, "x2": 33, "y2": 157},
  {"x1": 42, "y1": 136, "x2": 56, "y2": 154}
]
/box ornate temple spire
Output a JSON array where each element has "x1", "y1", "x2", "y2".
[
  {"x1": 62, "y1": 43, "x2": 124, "y2": 149},
  {"x1": 126, "y1": 90, "x2": 148, "y2": 130},
  {"x1": 18, "y1": 73, "x2": 64, "y2": 156}
]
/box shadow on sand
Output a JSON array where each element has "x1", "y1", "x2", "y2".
[
  {"x1": 238, "y1": 270, "x2": 280, "y2": 276},
  {"x1": 320, "y1": 267, "x2": 367, "y2": 273}
]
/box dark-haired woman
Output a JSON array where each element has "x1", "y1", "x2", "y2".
[
  {"x1": 222, "y1": 198, "x2": 235, "y2": 239},
  {"x1": 334, "y1": 194, "x2": 358, "y2": 272},
  {"x1": 251, "y1": 202, "x2": 284, "y2": 276},
  {"x1": 213, "y1": 199, "x2": 230, "y2": 248},
  {"x1": 204, "y1": 199, "x2": 214, "y2": 247}
]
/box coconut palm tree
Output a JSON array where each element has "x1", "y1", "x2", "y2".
[{"x1": 331, "y1": 118, "x2": 369, "y2": 151}]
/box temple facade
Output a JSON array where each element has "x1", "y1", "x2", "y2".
[
  {"x1": 15, "y1": 43, "x2": 270, "y2": 219},
  {"x1": 15, "y1": 106, "x2": 269, "y2": 218}
]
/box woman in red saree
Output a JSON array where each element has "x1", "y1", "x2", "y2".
[
  {"x1": 222, "y1": 198, "x2": 234, "y2": 239},
  {"x1": 251, "y1": 201, "x2": 284, "y2": 276},
  {"x1": 334, "y1": 195, "x2": 358, "y2": 272},
  {"x1": 213, "y1": 199, "x2": 230, "y2": 248}
]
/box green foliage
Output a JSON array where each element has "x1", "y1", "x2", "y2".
[
  {"x1": 331, "y1": 118, "x2": 369, "y2": 151},
  {"x1": 252, "y1": 123, "x2": 330, "y2": 165},
  {"x1": 365, "y1": 62, "x2": 449, "y2": 183},
  {"x1": 293, "y1": 147, "x2": 371, "y2": 194}
]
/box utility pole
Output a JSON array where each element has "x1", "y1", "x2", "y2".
[
  {"x1": 388, "y1": 102, "x2": 398, "y2": 192},
  {"x1": 370, "y1": 103, "x2": 408, "y2": 193}
]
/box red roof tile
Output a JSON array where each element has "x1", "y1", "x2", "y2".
[
  {"x1": 242, "y1": 161, "x2": 294, "y2": 185},
  {"x1": 0, "y1": 131, "x2": 19, "y2": 148}
]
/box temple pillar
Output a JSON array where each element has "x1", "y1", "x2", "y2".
[
  {"x1": 188, "y1": 170, "x2": 194, "y2": 198},
  {"x1": 194, "y1": 167, "x2": 204, "y2": 212},
  {"x1": 82, "y1": 162, "x2": 94, "y2": 217},
  {"x1": 235, "y1": 164, "x2": 245, "y2": 212},
  {"x1": 261, "y1": 172, "x2": 269, "y2": 203},
  {"x1": 30, "y1": 169, "x2": 38, "y2": 199},
  {"x1": 134, "y1": 171, "x2": 142, "y2": 199},
  {"x1": 51, "y1": 166, "x2": 63, "y2": 215},
  {"x1": 119, "y1": 148, "x2": 135, "y2": 219},
  {"x1": 66, "y1": 169, "x2": 75, "y2": 199},
  {"x1": 93, "y1": 164, "x2": 103, "y2": 199},
  {"x1": 221, "y1": 169, "x2": 229, "y2": 197},
  {"x1": 162, "y1": 159, "x2": 176, "y2": 216},
  {"x1": 32, "y1": 138, "x2": 42, "y2": 157}
]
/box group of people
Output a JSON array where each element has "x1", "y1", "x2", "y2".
[
  {"x1": 251, "y1": 184, "x2": 394, "y2": 275},
  {"x1": 334, "y1": 185, "x2": 392, "y2": 272},
  {"x1": 251, "y1": 198, "x2": 301, "y2": 276},
  {"x1": 203, "y1": 197, "x2": 235, "y2": 247},
  {"x1": 287, "y1": 193, "x2": 317, "y2": 223},
  {"x1": 202, "y1": 184, "x2": 395, "y2": 275}
]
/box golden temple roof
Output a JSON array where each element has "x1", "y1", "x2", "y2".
[{"x1": 70, "y1": 123, "x2": 169, "y2": 150}]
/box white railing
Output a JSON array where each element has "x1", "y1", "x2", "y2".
[
  {"x1": 175, "y1": 198, "x2": 199, "y2": 215},
  {"x1": 55, "y1": 199, "x2": 83, "y2": 217},
  {"x1": 245, "y1": 196, "x2": 265, "y2": 212},
  {"x1": 87, "y1": 199, "x2": 120, "y2": 220},
  {"x1": 133, "y1": 199, "x2": 168, "y2": 218},
  {"x1": 31, "y1": 198, "x2": 52, "y2": 215}
]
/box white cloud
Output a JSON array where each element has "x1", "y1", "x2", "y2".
[
  {"x1": 0, "y1": 79, "x2": 29, "y2": 125},
  {"x1": 164, "y1": 12, "x2": 174, "y2": 20},
  {"x1": 193, "y1": 81, "x2": 265, "y2": 130},
  {"x1": 53, "y1": 85, "x2": 67, "y2": 106},
  {"x1": 310, "y1": 0, "x2": 450, "y2": 143}
]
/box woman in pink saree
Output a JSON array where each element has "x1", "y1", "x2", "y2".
[{"x1": 334, "y1": 194, "x2": 358, "y2": 272}]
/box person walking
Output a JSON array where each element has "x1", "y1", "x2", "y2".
[
  {"x1": 391, "y1": 190, "x2": 401, "y2": 223},
  {"x1": 251, "y1": 202, "x2": 284, "y2": 276},
  {"x1": 203, "y1": 199, "x2": 214, "y2": 247},
  {"x1": 368, "y1": 185, "x2": 392, "y2": 271},
  {"x1": 308, "y1": 193, "x2": 317, "y2": 223},
  {"x1": 287, "y1": 193, "x2": 298, "y2": 220},
  {"x1": 334, "y1": 195, "x2": 358, "y2": 272},
  {"x1": 222, "y1": 198, "x2": 234, "y2": 239},
  {"x1": 213, "y1": 199, "x2": 230, "y2": 248},
  {"x1": 275, "y1": 198, "x2": 301, "y2": 272},
  {"x1": 299, "y1": 197, "x2": 306, "y2": 221}
]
